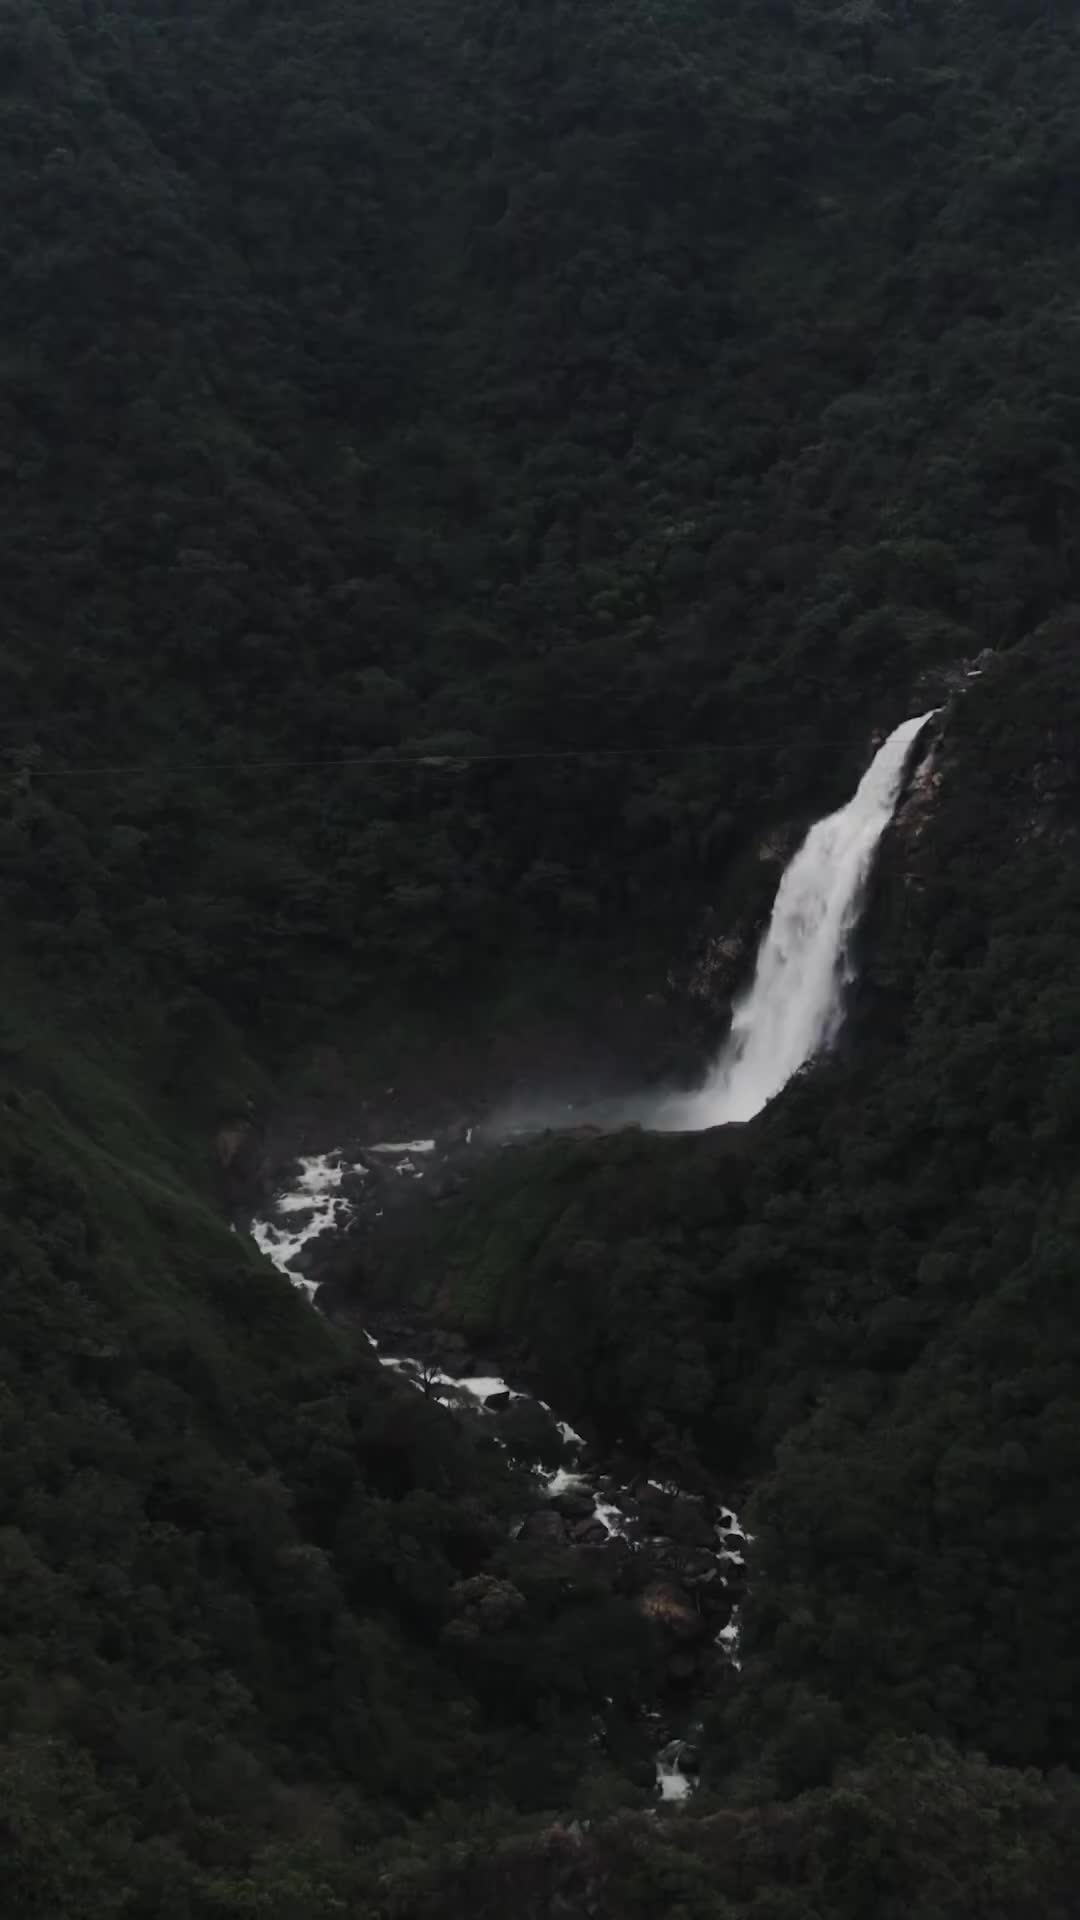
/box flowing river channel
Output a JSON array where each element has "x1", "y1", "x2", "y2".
[
  {"x1": 247, "y1": 712, "x2": 942, "y2": 1800},
  {"x1": 251, "y1": 1139, "x2": 747, "y2": 1802}
]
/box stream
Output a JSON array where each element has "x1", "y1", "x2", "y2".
[
  {"x1": 244, "y1": 716, "x2": 948, "y2": 1803},
  {"x1": 250, "y1": 1135, "x2": 747, "y2": 1804}
]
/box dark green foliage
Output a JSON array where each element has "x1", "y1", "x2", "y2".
[
  {"x1": 7, "y1": 0, "x2": 1080, "y2": 1047},
  {"x1": 414, "y1": 626, "x2": 1080, "y2": 1792},
  {"x1": 5, "y1": 0, "x2": 1080, "y2": 1911},
  {"x1": 0, "y1": 1017, "x2": 666, "y2": 1914},
  {"x1": 383, "y1": 1739, "x2": 1080, "y2": 1919}
]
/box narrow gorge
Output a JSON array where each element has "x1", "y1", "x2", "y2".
[
  {"x1": 246, "y1": 710, "x2": 937, "y2": 1801},
  {"x1": 10, "y1": 1, "x2": 1080, "y2": 1908}
]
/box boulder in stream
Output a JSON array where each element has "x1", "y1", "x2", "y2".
[
  {"x1": 667, "y1": 1498, "x2": 718, "y2": 1550},
  {"x1": 572, "y1": 1517, "x2": 610, "y2": 1545},
  {"x1": 522, "y1": 1510, "x2": 568, "y2": 1545},
  {"x1": 550, "y1": 1487, "x2": 597, "y2": 1521},
  {"x1": 496, "y1": 1398, "x2": 566, "y2": 1467}
]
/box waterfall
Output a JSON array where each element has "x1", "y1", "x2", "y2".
[{"x1": 658, "y1": 711, "x2": 936, "y2": 1131}]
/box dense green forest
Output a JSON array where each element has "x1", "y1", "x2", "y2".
[{"x1": 6, "y1": 0, "x2": 1080, "y2": 1912}]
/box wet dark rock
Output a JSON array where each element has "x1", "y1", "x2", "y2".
[
  {"x1": 378, "y1": 1314, "x2": 431, "y2": 1349},
  {"x1": 289, "y1": 1234, "x2": 330, "y2": 1275},
  {"x1": 675, "y1": 1548, "x2": 727, "y2": 1586},
  {"x1": 667, "y1": 1498, "x2": 717, "y2": 1549},
  {"x1": 696, "y1": 1562, "x2": 723, "y2": 1583},
  {"x1": 314, "y1": 1287, "x2": 370, "y2": 1330},
  {"x1": 551, "y1": 1488, "x2": 598, "y2": 1521},
  {"x1": 275, "y1": 1204, "x2": 318, "y2": 1235},
  {"x1": 572, "y1": 1518, "x2": 610, "y2": 1545},
  {"x1": 522, "y1": 1510, "x2": 568, "y2": 1545},
  {"x1": 380, "y1": 1177, "x2": 423, "y2": 1213},
  {"x1": 590, "y1": 1536, "x2": 635, "y2": 1584},
  {"x1": 636, "y1": 1485, "x2": 674, "y2": 1525},
  {"x1": 700, "y1": 1589, "x2": 734, "y2": 1630},
  {"x1": 641, "y1": 1538, "x2": 680, "y2": 1576},
  {"x1": 627, "y1": 1759, "x2": 658, "y2": 1792},
  {"x1": 496, "y1": 1398, "x2": 566, "y2": 1467},
  {"x1": 425, "y1": 1169, "x2": 468, "y2": 1202},
  {"x1": 296, "y1": 1230, "x2": 365, "y2": 1292},
  {"x1": 427, "y1": 1329, "x2": 474, "y2": 1370}
]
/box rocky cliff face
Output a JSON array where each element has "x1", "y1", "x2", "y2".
[{"x1": 214, "y1": 1109, "x2": 266, "y2": 1215}]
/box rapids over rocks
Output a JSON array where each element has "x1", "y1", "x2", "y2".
[
  {"x1": 252, "y1": 1140, "x2": 746, "y2": 1803},
  {"x1": 248, "y1": 712, "x2": 937, "y2": 1800}
]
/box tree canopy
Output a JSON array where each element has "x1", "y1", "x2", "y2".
[{"x1": 6, "y1": 0, "x2": 1080, "y2": 1912}]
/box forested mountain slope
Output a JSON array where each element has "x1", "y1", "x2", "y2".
[
  {"x1": 7, "y1": 0, "x2": 1080, "y2": 1034},
  {"x1": 5, "y1": 0, "x2": 1080, "y2": 1914},
  {"x1": 397, "y1": 623, "x2": 1080, "y2": 1793}
]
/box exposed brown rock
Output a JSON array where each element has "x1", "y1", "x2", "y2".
[{"x1": 638, "y1": 1580, "x2": 705, "y2": 1641}]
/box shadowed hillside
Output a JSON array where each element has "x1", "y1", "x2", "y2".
[{"x1": 6, "y1": 0, "x2": 1080, "y2": 1913}]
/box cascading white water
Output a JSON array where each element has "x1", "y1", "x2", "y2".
[{"x1": 657, "y1": 711, "x2": 936, "y2": 1131}]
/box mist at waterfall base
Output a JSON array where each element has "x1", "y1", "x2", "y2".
[{"x1": 483, "y1": 712, "x2": 936, "y2": 1144}]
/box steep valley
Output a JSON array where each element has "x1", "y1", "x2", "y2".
[{"x1": 7, "y1": 0, "x2": 1080, "y2": 1914}]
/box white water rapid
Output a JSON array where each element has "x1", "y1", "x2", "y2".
[
  {"x1": 251, "y1": 1143, "x2": 749, "y2": 1807},
  {"x1": 658, "y1": 711, "x2": 936, "y2": 1131}
]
